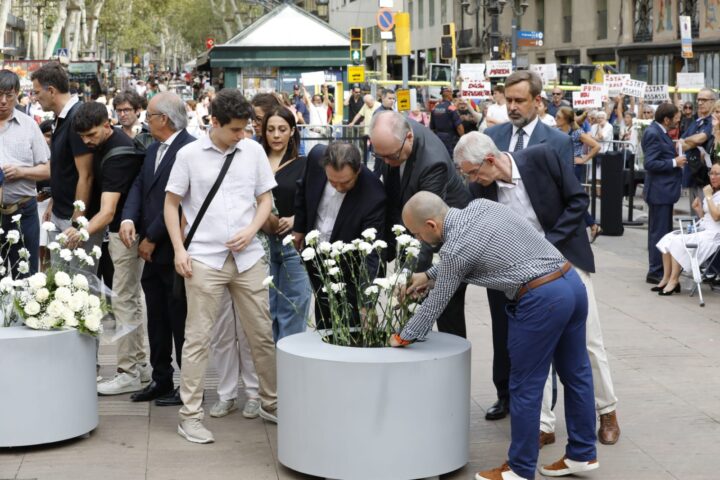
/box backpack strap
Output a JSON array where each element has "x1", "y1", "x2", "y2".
[{"x1": 100, "y1": 146, "x2": 142, "y2": 168}]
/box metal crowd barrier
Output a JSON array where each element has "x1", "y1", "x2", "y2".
[
  {"x1": 297, "y1": 124, "x2": 370, "y2": 165},
  {"x1": 589, "y1": 140, "x2": 644, "y2": 226}
]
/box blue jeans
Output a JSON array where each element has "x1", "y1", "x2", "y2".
[
  {"x1": 506, "y1": 268, "x2": 596, "y2": 479},
  {"x1": 268, "y1": 235, "x2": 311, "y2": 342},
  {"x1": 1, "y1": 198, "x2": 39, "y2": 277}
]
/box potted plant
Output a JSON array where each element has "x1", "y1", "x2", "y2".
[{"x1": 272, "y1": 227, "x2": 472, "y2": 480}]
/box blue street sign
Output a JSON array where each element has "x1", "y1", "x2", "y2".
[
  {"x1": 55, "y1": 48, "x2": 69, "y2": 57},
  {"x1": 518, "y1": 31, "x2": 544, "y2": 40}
]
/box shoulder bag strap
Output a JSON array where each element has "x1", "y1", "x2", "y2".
[{"x1": 183, "y1": 149, "x2": 237, "y2": 249}]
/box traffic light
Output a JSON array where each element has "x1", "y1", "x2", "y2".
[
  {"x1": 440, "y1": 22, "x2": 456, "y2": 60},
  {"x1": 350, "y1": 27, "x2": 363, "y2": 65}
]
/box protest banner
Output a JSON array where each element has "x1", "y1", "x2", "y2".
[
  {"x1": 485, "y1": 60, "x2": 512, "y2": 77},
  {"x1": 572, "y1": 90, "x2": 603, "y2": 109},
  {"x1": 461, "y1": 80, "x2": 492, "y2": 102},
  {"x1": 529, "y1": 64, "x2": 557, "y2": 84},
  {"x1": 676, "y1": 72, "x2": 705, "y2": 90},
  {"x1": 460, "y1": 63, "x2": 486, "y2": 82},
  {"x1": 621, "y1": 79, "x2": 647, "y2": 98},
  {"x1": 300, "y1": 71, "x2": 326, "y2": 86},
  {"x1": 643, "y1": 84, "x2": 669, "y2": 102},
  {"x1": 581, "y1": 84, "x2": 609, "y2": 102},
  {"x1": 604, "y1": 74, "x2": 630, "y2": 98}
]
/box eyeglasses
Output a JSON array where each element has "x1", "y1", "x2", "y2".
[
  {"x1": 0, "y1": 91, "x2": 17, "y2": 101},
  {"x1": 709, "y1": 171, "x2": 720, "y2": 176},
  {"x1": 374, "y1": 136, "x2": 407, "y2": 162},
  {"x1": 460, "y1": 167, "x2": 482, "y2": 179},
  {"x1": 552, "y1": 93, "x2": 563, "y2": 96},
  {"x1": 683, "y1": 106, "x2": 693, "y2": 110},
  {"x1": 116, "y1": 108, "x2": 135, "y2": 115},
  {"x1": 146, "y1": 112, "x2": 165, "y2": 119}
]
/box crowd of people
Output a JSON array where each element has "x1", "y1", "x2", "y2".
[{"x1": 2, "y1": 60, "x2": 720, "y2": 480}]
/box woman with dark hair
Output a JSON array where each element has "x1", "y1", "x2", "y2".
[
  {"x1": 260, "y1": 107, "x2": 312, "y2": 341},
  {"x1": 251, "y1": 92, "x2": 282, "y2": 138},
  {"x1": 556, "y1": 106, "x2": 603, "y2": 242}
]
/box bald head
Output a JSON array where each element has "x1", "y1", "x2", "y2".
[
  {"x1": 403, "y1": 191, "x2": 449, "y2": 227},
  {"x1": 364, "y1": 94, "x2": 375, "y2": 107}
]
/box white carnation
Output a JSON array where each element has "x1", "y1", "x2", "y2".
[
  {"x1": 0, "y1": 266, "x2": 5, "y2": 276},
  {"x1": 392, "y1": 224, "x2": 406, "y2": 235},
  {"x1": 38, "y1": 314, "x2": 55, "y2": 329},
  {"x1": 73, "y1": 200, "x2": 86, "y2": 212},
  {"x1": 84, "y1": 310, "x2": 102, "y2": 332},
  {"x1": 282, "y1": 234, "x2": 294, "y2": 246},
  {"x1": 11, "y1": 214, "x2": 22, "y2": 223},
  {"x1": 358, "y1": 241, "x2": 373, "y2": 255},
  {"x1": 56, "y1": 233, "x2": 68, "y2": 244},
  {"x1": 330, "y1": 282, "x2": 345, "y2": 293},
  {"x1": 262, "y1": 275, "x2": 274, "y2": 287},
  {"x1": 328, "y1": 267, "x2": 341, "y2": 276},
  {"x1": 18, "y1": 248, "x2": 30, "y2": 260},
  {"x1": 364, "y1": 286, "x2": 379, "y2": 296},
  {"x1": 301, "y1": 247, "x2": 316, "y2": 262},
  {"x1": 25, "y1": 316, "x2": 40, "y2": 329},
  {"x1": 17, "y1": 261, "x2": 29, "y2": 274},
  {"x1": 405, "y1": 246, "x2": 420, "y2": 258},
  {"x1": 318, "y1": 241, "x2": 332, "y2": 254},
  {"x1": 91, "y1": 245, "x2": 102, "y2": 258},
  {"x1": 35, "y1": 288, "x2": 50, "y2": 302},
  {"x1": 372, "y1": 240, "x2": 388, "y2": 250},
  {"x1": 373, "y1": 278, "x2": 391, "y2": 290},
  {"x1": 64, "y1": 309, "x2": 79, "y2": 327},
  {"x1": 305, "y1": 230, "x2": 320, "y2": 245},
  {"x1": 341, "y1": 243, "x2": 356, "y2": 253},
  {"x1": 54, "y1": 271, "x2": 71, "y2": 287},
  {"x1": 78, "y1": 228, "x2": 90, "y2": 241},
  {"x1": 67, "y1": 294, "x2": 86, "y2": 312},
  {"x1": 87, "y1": 295, "x2": 101, "y2": 309},
  {"x1": 0, "y1": 276, "x2": 15, "y2": 293},
  {"x1": 6, "y1": 230, "x2": 20, "y2": 245},
  {"x1": 409, "y1": 238, "x2": 421, "y2": 248},
  {"x1": 47, "y1": 299, "x2": 64, "y2": 319},
  {"x1": 41, "y1": 222, "x2": 57, "y2": 232},
  {"x1": 396, "y1": 234, "x2": 413, "y2": 247},
  {"x1": 361, "y1": 228, "x2": 377, "y2": 240},
  {"x1": 28, "y1": 273, "x2": 47, "y2": 291},
  {"x1": 24, "y1": 300, "x2": 41, "y2": 316},
  {"x1": 72, "y1": 274, "x2": 89, "y2": 291},
  {"x1": 323, "y1": 259, "x2": 336, "y2": 267},
  {"x1": 47, "y1": 242, "x2": 61, "y2": 252},
  {"x1": 55, "y1": 286, "x2": 72, "y2": 303},
  {"x1": 59, "y1": 249, "x2": 73, "y2": 262},
  {"x1": 389, "y1": 273, "x2": 407, "y2": 286}
]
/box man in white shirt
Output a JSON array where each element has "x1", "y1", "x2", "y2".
[
  {"x1": 165, "y1": 89, "x2": 277, "y2": 444},
  {"x1": 486, "y1": 84, "x2": 510, "y2": 127}
]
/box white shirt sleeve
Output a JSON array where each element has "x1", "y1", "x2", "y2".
[
  {"x1": 165, "y1": 147, "x2": 190, "y2": 197},
  {"x1": 251, "y1": 142, "x2": 278, "y2": 197}
]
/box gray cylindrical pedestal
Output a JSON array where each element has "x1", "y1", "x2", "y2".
[
  {"x1": 0, "y1": 327, "x2": 98, "y2": 447},
  {"x1": 277, "y1": 331, "x2": 471, "y2": 480}
]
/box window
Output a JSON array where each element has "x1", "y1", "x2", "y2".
[
  {"x1": 536, "y1": 0, "x2": 544, "y2": 32},
  {"x1": 562, "y1": 0, "x2": 572, "y2": 42},
  {"x1": 429, "y1": 0, "x2": 435, "y2": 26},
  {"x1": 597, "y1": 0, "x2": 607, "y2": 39},
  {"x1": 441, "y1": 0, "x2": 447, "y2": 24},
  {"x1": 418, "y1": 0, "x2": 424, "y2": 29},
  {"x1": 633, "y1": 0, "x2": 653, "y2": 42}
]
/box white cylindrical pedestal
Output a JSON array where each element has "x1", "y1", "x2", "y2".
[
  {"x1": 277, "y1": 331, "x2": 471, "y2": 480},
  {"x1": 0, "y1": 327, "x2": 98, "y2": 447}
]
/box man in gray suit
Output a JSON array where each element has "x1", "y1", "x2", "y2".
[
  {"x1": 482, "y1": 70, "x2": 576, "y2": 422},
  {"x1": 371, "y1": 111, "x2": 472, "y2": 338}
]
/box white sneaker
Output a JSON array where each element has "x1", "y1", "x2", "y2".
[
  {"x1": 209, "y1": 399, "x2": 237, "y2": 418},
  {"x1": 139, "y1": 363, "x2": 152, "y2": 383},
  {"x1": 242, "y1": 398, "x2": 261, "y2": 419},
  {"x1": 258, "y1": 405, "x2": 277, "y2": 424},
  {"x1": 97, "y1": 372, "x2": 142, "y2": 395},
  {"x1": 177, "y1": 418, "x2": 214, "y2": 444}
]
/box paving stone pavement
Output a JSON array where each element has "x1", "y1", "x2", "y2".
[{"x1": 1, "y1": 222, "x2": 719, "y2": 480}]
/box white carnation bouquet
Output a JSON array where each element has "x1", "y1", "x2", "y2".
[
  {"x1": 266, "y1": 225, "x2": 422, "y2": 347},
  {"x1": 0, "y1": 214, "x2": 35, "y2": 326}
]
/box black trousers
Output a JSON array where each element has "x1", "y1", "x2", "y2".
[
  {"x1": 141, "y1": 262, "x2": 187, "y2": 390},
  {"x1": 436, "y1": 282, "x2": 468, "y2": 338},
  {"x1": 647, "y1": 203, "x2": 674, "y2": 278},
  {"x1": 487, "y1": 288, "x2": 511, "y2": 401}
]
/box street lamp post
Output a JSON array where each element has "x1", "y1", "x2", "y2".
[{"x1": 460, "y1": 0, "x2": 529, "y2": 61}]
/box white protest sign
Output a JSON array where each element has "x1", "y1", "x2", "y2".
[
  {"x1": 529, "y1": 64, "x2": 557, "y2": 84},
  {"x1": 461, "y1": 80, "x2": 492, "y2": 101},
  {"x1": 300, "y1": 71, "x2": 326, "y2": 86},
  {"x1": 676, "y1": 72, "x2": 705, "y2": 90},
  {"x1": 604, "y1": 74, "x2": 630, "y2": 98},
  {"x1": 621, "y1": 79, "x2": 647, "y2": 98},
  {"x1": 581, "y1": 84, "x2": 609, "y2": 103},
  {"x1": 485, "y1": 60, "x2": 513, "y2": 77},
  {"x1": 643, "y1": 84, "x2": 669, "y2": 102},
  {"x1": 572, "y1": 90, "x2": 603, "y2": 109},
  {"x1": 460, "y1": 63, "x2": 486, "y2": 82}
]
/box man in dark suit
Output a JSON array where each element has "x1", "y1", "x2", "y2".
[
  {"x1": 371, "y1": 111, "x2": 472, "y2": 338},
  {"x1": 293, "y1": 142, "x2": 386, "y2": 328},
  {"x1": 119, "y1": 92, "x2": 195, "y2": 406},
  {"x1": 482, "y1": 70, "x2": 575, "y2": 421},
  {"x1": 458, "y1": 132, "x2": 621, "y2": 448},
  {"x1": 642, "y1": 103, "x2": 686, "y2": 284}
]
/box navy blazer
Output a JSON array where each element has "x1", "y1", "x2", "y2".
[
  {"x1": 294, "y1": 144, "x2": 387, "y2": 274},
  {"x1": 484, "y1": 119, "x2": 574, "y2": 166},
  {"x1": 121, "y1": 129, "x2": 195, "y2": 265},
  {"x1": 470, "y1": 144, "x2": 595, "y2": 273},
  {"x1": 641, "y1": 121, "x2": 682, "y2": 205}
]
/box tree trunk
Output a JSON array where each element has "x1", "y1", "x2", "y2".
[
  {"x1": 85, "y1": 0, "x2": 104, "y2": 59},
  {"x1": 44, "y1": 0, "x2": 68, "y2": 59},
  {"x1": 0, "y1": 0, "x2": 13, "y2": 51}
]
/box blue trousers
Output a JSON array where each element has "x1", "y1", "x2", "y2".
[
  {"x1": 1, "y1": 198, "x2": 39, "y2": 277},
  {"x1": 268, "y1": 235, "x2": 311, "y2": 342},
  {"x1": 506, "y1": 268, "x2": 596, "y2": 479},
  {"x1": 647, "y1": 203, "x2": 673, "y2": 278}
]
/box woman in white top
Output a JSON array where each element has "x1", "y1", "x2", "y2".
[
  {"x1": 618, "y1": 111, "x2": 638, "y2": 153},
  {"x1": 591, "y1": 111, "x2": 614, "y2": 152},
  {"x1": 654, "y1": 163, "x2": 720, "y2": 295},
  {"x1": 538, "y1": 98, "x2": 556, "y2": 127}
]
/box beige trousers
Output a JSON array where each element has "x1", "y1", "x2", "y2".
[
  {"x1": 108, "y1": 233, "x2": 147, "y2": 375},
  {"x1": 540, "y1": 268, "x2": 618, "y2": 433},
  {"x1": 179, "y1": 254, "x2": 276, "y2": 420}
]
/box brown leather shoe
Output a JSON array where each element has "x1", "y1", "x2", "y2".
[
  {"x1": 598, "y1": 410, "x2": 620, "y2": 445},
  {"x1": 540, "y1": 456, "x2": 599, "y2": 477},
  {"x1": 539, "y1": 430, "x2": 556, "y2": 448},
  {"x1": 475, "y1": 462, "x2": 528, "y2": 480}
]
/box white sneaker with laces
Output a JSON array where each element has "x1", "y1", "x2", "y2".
[
  {"x1": 139, "y1": 363, "x2": 152, "y2": 383},
  {"x1": 177, "y1": 419, "x2": 214, "y2": 444},
  {"x1": 242, "y1": 398, "x2": 261, "y2": 419},
  {"x1": 258, "y1": 405, "x2": 277, "y2": 424},
  {"x1": 97, "y1": 372, "x2": 142, "y2": 395},
  {"x1": 209, "y1": 399, "x2": 237, "y2": 418}
]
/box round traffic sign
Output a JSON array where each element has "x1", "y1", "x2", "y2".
[{"x1": 377, "y1": 8, "x2": 394, "y2": 32}]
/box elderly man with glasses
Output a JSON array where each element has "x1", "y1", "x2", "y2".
[{"x1": 679, "y1": 88, "x2": 718, "y2": 206}]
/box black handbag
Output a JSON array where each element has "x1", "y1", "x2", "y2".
[{"x1": 172, "y1": 150, "x2": 237, "y2": 299}]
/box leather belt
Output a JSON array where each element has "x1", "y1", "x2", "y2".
[
  {"x1": 0, "y1": 196, "x2": 33, "y2": 215},
  {"x1": 516, "y1": 262, "x2": 572, "y2": 301}
]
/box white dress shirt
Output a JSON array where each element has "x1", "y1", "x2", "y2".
[
  {"x1": 496, "y1": 153, "x2": 544, "y2": 234},
  {"x1": 509, "y1": 116, "x2": 540, "y2": 152},
  {"x1": 166, "y1": 135, "x2": 277, "y2": 272},
  {"x1": 315, "y1": 181, "x2": 346, "y2": 242}
]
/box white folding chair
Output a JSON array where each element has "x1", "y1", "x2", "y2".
[{"x1": 678, "y1": 217, "x2": 705, "y2": 307}]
